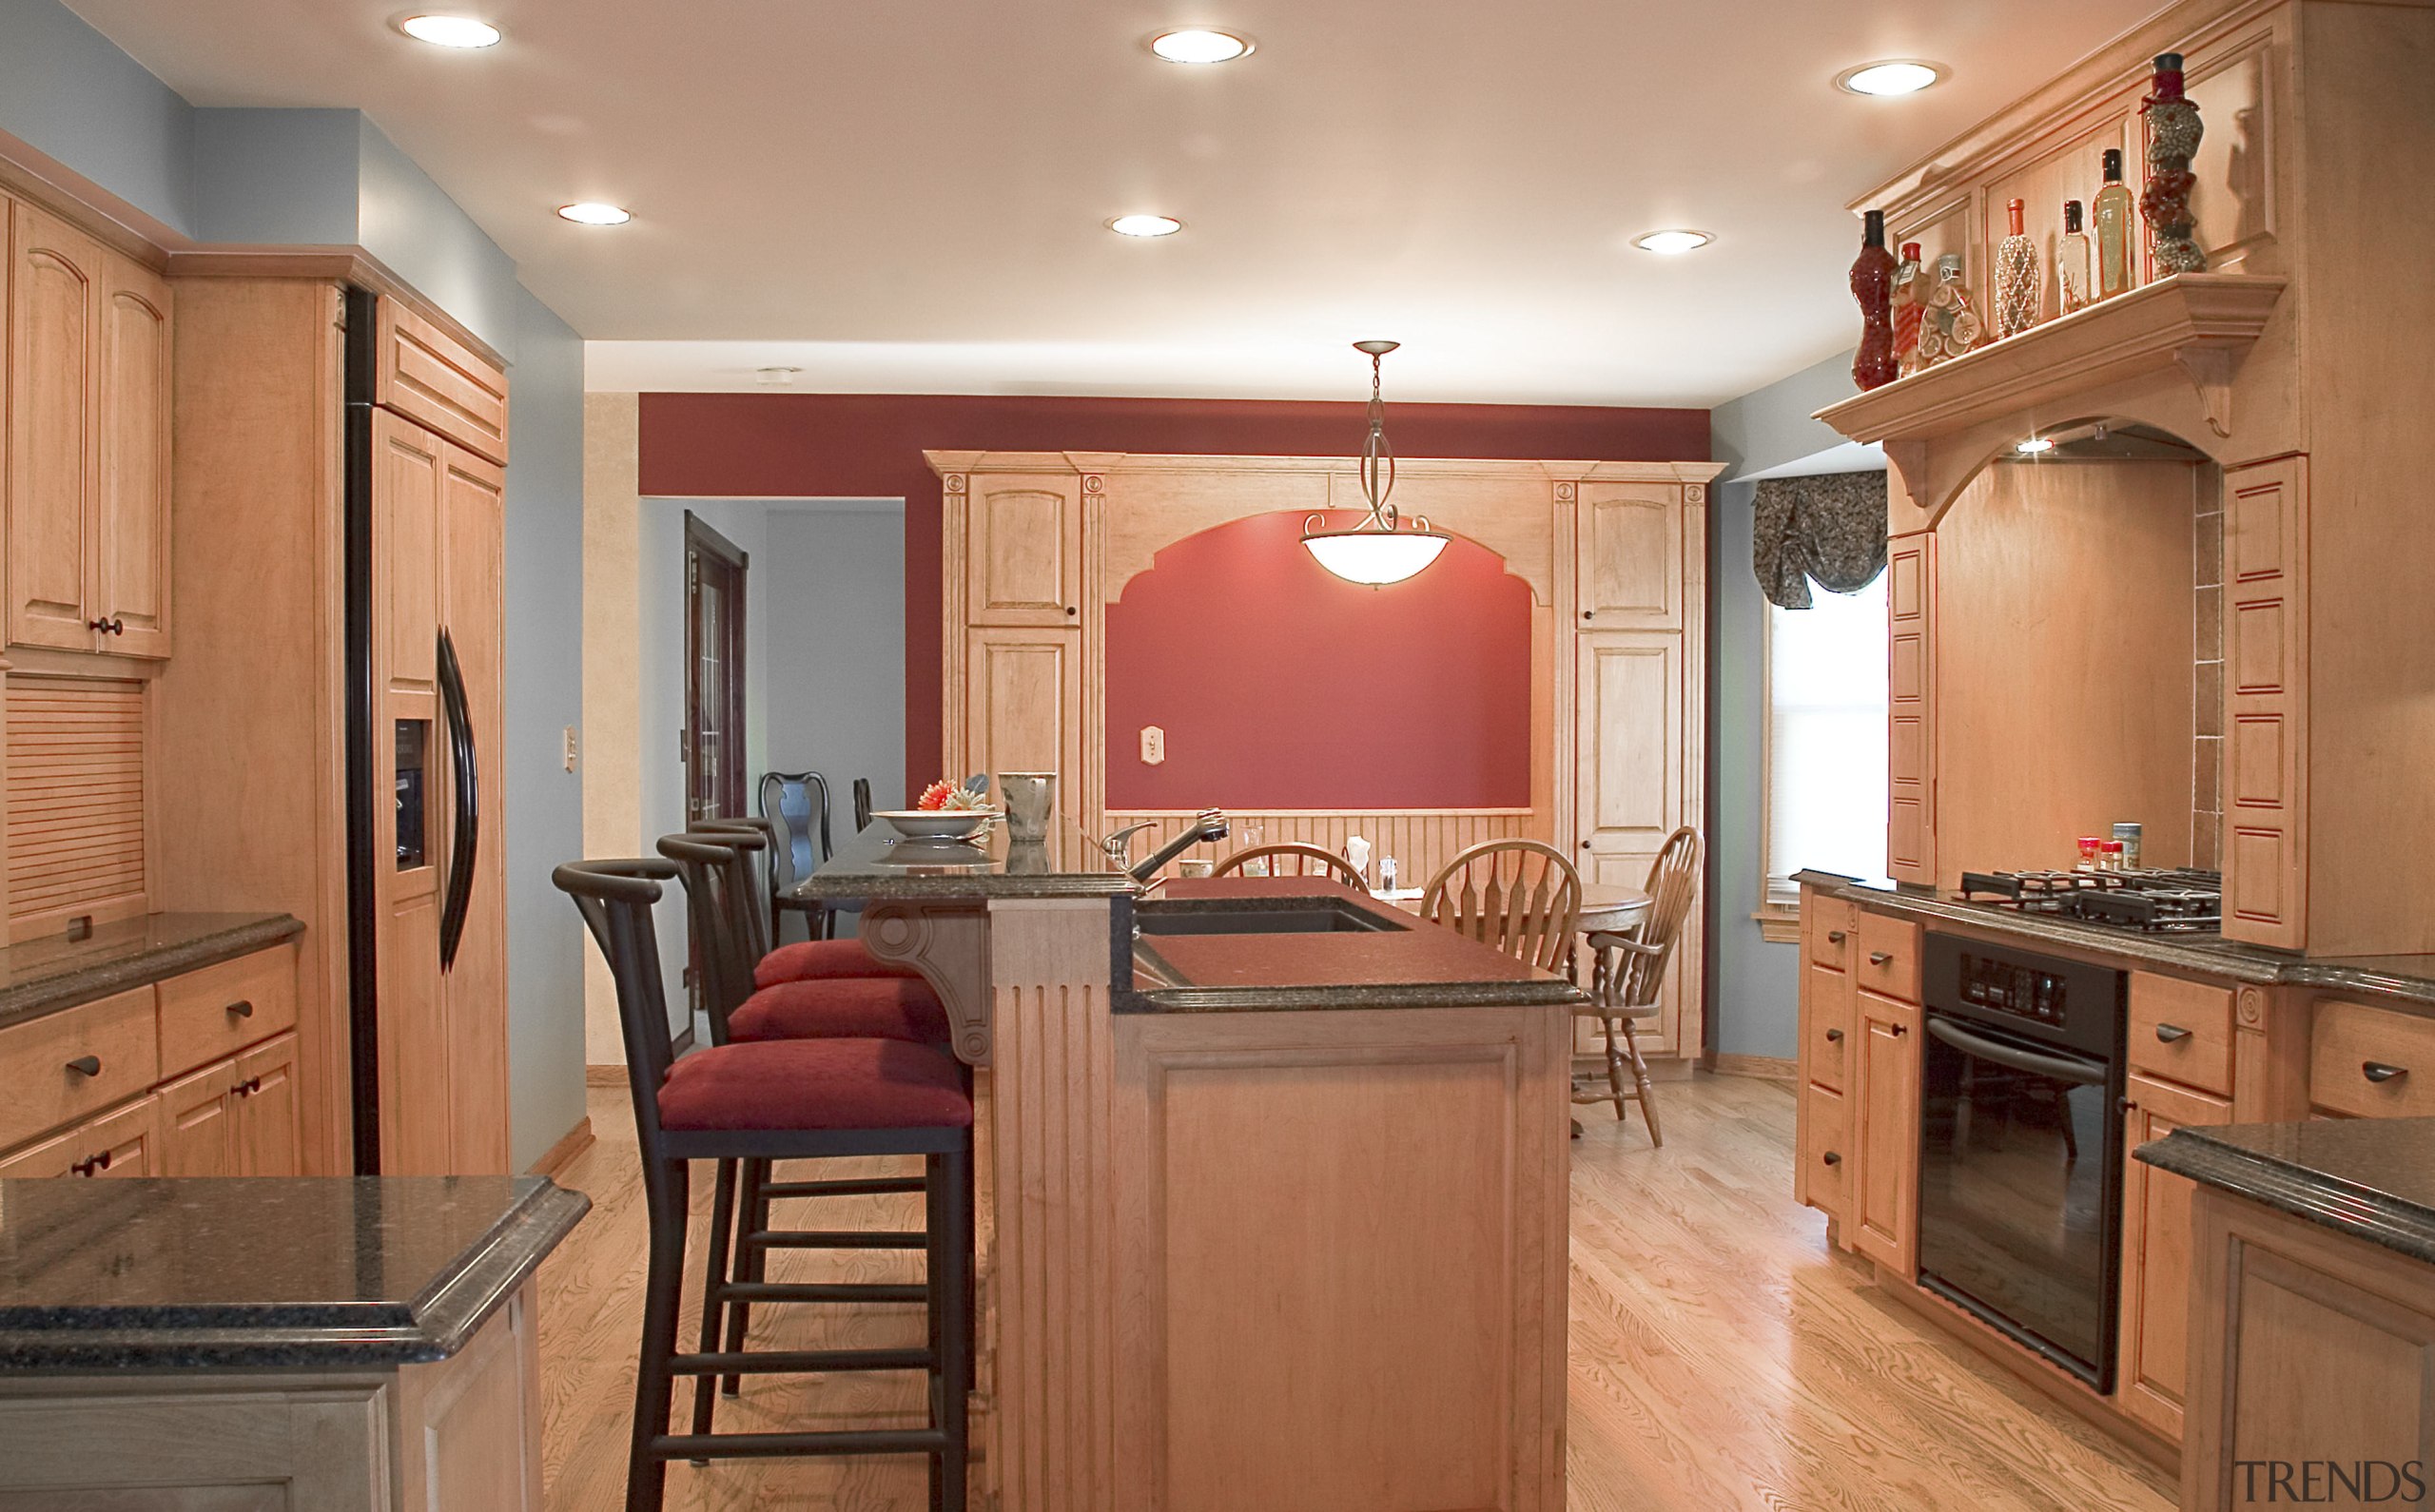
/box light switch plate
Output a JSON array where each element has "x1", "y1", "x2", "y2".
[
  {"x1": 564, "y1": 727, "x2": 579, "y2": 772},
  {"x1": 1140, "y1": 726, "x2": 1166, "y2": 766}
]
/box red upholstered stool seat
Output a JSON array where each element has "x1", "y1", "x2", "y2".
[
  {"x1": 729, "y1": 976, "x2": 952, "y2": 1046},
  {"x1": 756, "y1": 938, "x2": 924, "y2": 989},
  {"x1": 658, "y1": 1037, "x2": 974, "y2": 1133}
]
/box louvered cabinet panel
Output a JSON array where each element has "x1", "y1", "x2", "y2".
[{"x1": 6, "y1": 678, "x2": 149, "y2": 935}]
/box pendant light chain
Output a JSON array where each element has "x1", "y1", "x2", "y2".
[{"x1": 1360, "y1": 347, "x2": 1400, "y2": 533}]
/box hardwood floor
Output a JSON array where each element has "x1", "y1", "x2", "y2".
[{"x1": 538, "y1": 1073, "x2": 2175, "y2": 1511}]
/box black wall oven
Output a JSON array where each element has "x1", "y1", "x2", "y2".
[{"x1": 1917, "y1": 933, "x2": 2128, "y2": 1390}]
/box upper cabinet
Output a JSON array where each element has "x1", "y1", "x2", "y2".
[
  {"x1": 1575, "y1": 482, "x2": 1685, "y2": 630},
  {"x1": 964, "y1": 474, "x2": 1082, "y2": 627},
  {"x1": 376, "y1": 299, "x2": 509, "y2": 467},
  {"x1": 4, "y1": 197, "x2": 172, "y2": 661}
]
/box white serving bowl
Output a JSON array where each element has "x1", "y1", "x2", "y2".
[{"x1": 875, "y1": 808, "x2": 998, "y2": 843}]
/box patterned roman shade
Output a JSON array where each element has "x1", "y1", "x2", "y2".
[{"x1": 1752, "y1": 470, "x2": 1889, "y2": 609}]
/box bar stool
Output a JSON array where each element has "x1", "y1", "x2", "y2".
[
  {"x1": 555, "y1": 857, "x2": 971, "y2": 1512},
  {"x1": 698, "y1": 816, "x2": 924, "y2": 987},
  {"x1": 660, "y1": 832, "x2": 955, "y2": 1414}
]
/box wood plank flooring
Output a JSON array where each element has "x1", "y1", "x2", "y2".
[{"x1": 538, "y1": 1074, "x2": 2175, "y2": 1511}]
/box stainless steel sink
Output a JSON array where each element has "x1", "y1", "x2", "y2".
[{"x1": 1133, "y1": 897, "x2": 1404, "y2": 937}]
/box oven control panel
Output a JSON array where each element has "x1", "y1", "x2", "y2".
[
  {"x1": 1955, "y1": 952, "x2": 2069, "y2": 1027},
  {"x1": 1923, "y1": 932, "x2": 2126, "y2": 1059}
]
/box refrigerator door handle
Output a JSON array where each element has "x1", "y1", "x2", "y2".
[{"x1": 437, "y1": 626, "x2": 478, "y2": 972}]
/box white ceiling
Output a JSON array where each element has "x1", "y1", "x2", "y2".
[{"x1": 68, "y1": 0, "x2": 2134, "y2": 405}]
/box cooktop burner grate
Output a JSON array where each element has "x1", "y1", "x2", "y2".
[{"x1": 1958, "y1": 868, "x2": 2222, "y2": 933}]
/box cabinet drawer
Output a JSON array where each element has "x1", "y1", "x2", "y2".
[
  {"x1": 2311, "y1": 999, "x2": 2435, "y2": 1119},
  {"x1": 2128, "y1": 972, "x2": 2236, "y2": 1097},
  {"x1": 0, "y1": 988, "x2": 159, "y2": 1152},
  {"x1": 158, "y1": 945, "x2": 298, "y2": 1080},
  {"x1": 1804, "y1": 895, "x2": 1857, "y2": 972},
  {"x1": 1802, "y1": 1083, "x2": 1850, "y2": 1220},
  {"x1": 0, "y1": 1093, "x2": 162, "y2": 1177},
  {"x1": 1805, "y1": 963, "x2": 1852, "y2": 1092},
  {"x1": 1853, "y1": 911, "x2": 1920, "y2": 1002}
]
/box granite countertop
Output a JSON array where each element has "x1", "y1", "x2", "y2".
[
  {"x1": 1791, "y1": 869, "x2": 2435, "y2": 1005},
  {"x1": 0, "y1": 1176, "x2": 589, "y2": 1370},
  {"x1": 0, "y1": 913, "x2": 304, "y2": 1032},
  {"x1": 2140, "y1": 1120, "x2": 2435, "y2": 1266},
  {"x1": 1121, "y1": 878, "x2": 1588, "y2": 1014},
  {"x1": 790, "y1": 822, "x2": 1137, "y2": 903}
]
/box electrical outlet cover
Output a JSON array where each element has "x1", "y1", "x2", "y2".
[{"x1": 1140, "y1": 725, "x2": 1166, "y2": 766}]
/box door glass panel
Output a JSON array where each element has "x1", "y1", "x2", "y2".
[{"x1": 395, "y1": 720, "x2": 429, "y2": 869}]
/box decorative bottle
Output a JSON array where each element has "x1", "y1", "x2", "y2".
[
  {"x1": 2093, "y1": 148, "x2": 2137, "y2": 300},
  {"x1": 2140, "y1": 52, "x2": 2208, "y2": 275},
  {"x1": 2057, "y1": 200, "x2": 2094, "y2": 315},
  {"x1": 1850, "y1": 209, "x2": 1899, "y2": 390},
  {"x1": 1892, "y1": 242, "x2": 1926, "y2": 377},
  {"x1": 1916, "y1": 254, "x2": 1982, "y2": 369},
  {"x1": 1995, "y1": 198, "x2": 2039, "y2": 339}
]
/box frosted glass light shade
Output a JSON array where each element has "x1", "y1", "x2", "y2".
[{"x1": 1302, "y1": 529, "x2": 1450, "y2": 586}]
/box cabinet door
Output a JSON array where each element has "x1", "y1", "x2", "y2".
[
  {"x1": 964, "y1": 628, "x2": 1082, "y2": 866},
  {"x1": 1850, "y1": 989, "x2": 1920, "y2": 1274},
  {"x1": 236, "y1": 1031, "x2": 303, "y2": 1177},
  {"x1": 0, "y1": 1093, "x2": 163, "y2": 1178},
  {"x1": 965, "y1": 475, "x2": 1081, "y2": 626},
  {"x1": 439, "y1": 444, "x2": 510, "y2": 1175},
  {"x1": 94, "y1": 251, "x2": 172, "y2": 658},
  {"x1": 2118, "y1": 1071, "x2": 2231, "y2": 1442},
  {"x1": 1885, "y1": 533, "x2": 1937, "y2": 884},
  {"x1": 159, "y1": 1056, "x2": 241, "y2": 1176},
  {"x1": 1573, "y1": 630, "x2": 1692, "y2": 1054},
  {"x1": 1575, "y1": 482, "x2": 1683, "y2": 630},
  {"x1": 7, "y1": 203, "x2": 103, "y2": 652},
  {"x1": 2221, "y1": 456, "x2": 2308, "y2": 949}
]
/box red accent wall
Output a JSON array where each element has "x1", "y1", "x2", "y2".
[
  {"x1": 635, "y1": 393, "x2": 1707, "y2": 796},
  {"x1": 1105, "y1": 512, "x2": 1532, "y2": 809}
]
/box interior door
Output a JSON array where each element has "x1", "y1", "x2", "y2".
[
  {"x1": 1574, "y1": 630, "x2": 1689, "y2": 1052},
  {"x1": 440, "y1": 442, "x2": 509, "y2": 1174},
  {"x1": 684, "y1": 513, "x2": 749, "y2": 824}
]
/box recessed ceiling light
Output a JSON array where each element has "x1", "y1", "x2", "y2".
[
  {"x1": 558, "y1": 202, "x2": 632, "y2": 225},
  {"x1": 1148, "y1": 29, "x2": 1254, "y2": 64},
  {"x1": 1108, "y1": 214, "x2": 1183, "y2": 238},
  {"x1": 1836, "y1": 60, "x2": 1944, "y2": 96},
  {"x1": 1632, "y1": 229, "x2": 1712, "y2": 255},
  {"x1": 399, "y1": 14, "x2": 501, "y2": 48},
  {"x1": 2016, "y1": 436, "x2": 2055, "y2": 455}
]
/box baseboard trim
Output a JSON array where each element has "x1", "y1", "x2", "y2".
[
  {"x1": 585, "y1": 1063, "x2": 627, "y2": 1087},
  {"x1": 526, "y1": 1115, "x2": 595, "y2": 1179},
  {"x1": 1708, "y1": 1053, "x2": 1799, "y2": 1083}
]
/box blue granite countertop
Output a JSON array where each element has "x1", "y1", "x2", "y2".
[
  {"x1": 0, "y1": 913, "x2": 303, "y2": 1032},
  {"x1": 2140, "y1": 1120, "x2": 2435, "y2": 1265},
  {"x1": 0, "y1": 1176, "x2": 589, "y2": 1369}
]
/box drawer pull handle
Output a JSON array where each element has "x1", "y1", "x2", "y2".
[
  {"x1": 2365, "y1": 1061, "x2": 2410, "y2": 1085},
  {"x1": 1821, "y1": 1151, "x2": 1841, "y2": 1167},
  {"x1": 1826, "y1": 931, "x2": 1847, "y2": 945},
  {"x1": 1868, "y1": 951, "x2": 1894, "y2": 966},
  {"x1": 1824, "y1": 1028, "x2": 1844, "y2": 1043},
  {"x1": 2153, "y1": 1023, "x2": 2193, "y2": 1044},
  {"x1": 70, "y1": 1150, "x2": 113, "y2": 1176},
  {"x1": 234, "y1": 1076, "x2": 264, "y2": 1098},
  {"x1": 64, "y1": 1056, "x2": 103, "y2": 1078},
  {"x1": 226, "y1": 998, "x2": 255, "y2": 1018}
]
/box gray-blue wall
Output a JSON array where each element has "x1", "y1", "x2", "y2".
[
  {"x1": 0, "y1": 0, "x2": 589, "y2": 1167},
  {"x1": 1708, "y1": 351, "x2": 1877, "y2": 1059}
]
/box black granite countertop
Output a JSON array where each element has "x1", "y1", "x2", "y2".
[
  {"x1": 2140, "y1": 1120, "x2": 2435, "y2": 1266},
  {"x1": 1791, "y1": 869, "x2": 2435, "y2": 1005},
  {"x1": 0, "y1": 913, "x2": 303, "y2": 1032},
  {"x1": 0, "y1": 1176, "x2": 589, "y2": 1370},
  {"x1": 790, "y1": 823, "x2": 1137, "y2": 903}
]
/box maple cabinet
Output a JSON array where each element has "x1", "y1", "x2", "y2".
[
  {"x1": 160, "y1": 1031, "x2": 302, "y2": 1178},
  {"x1": 1575, "y1": 480, "x2": 1684, "y2": 630},
  {"x1": 1883, "y1": 533, "x2": 1935, "y2": 885},
  {"x1": 0, "y1": 1091, "x2": 163, "y2": 1178},
  {"x1": 964, "y1": 474, "x2": 1081, "y2": 627},
  {"x1": 2116, "y1": 1070, "x2": 2230, "y2": 1442},
  {"x1": 5, "y1": 196, "x2": 172, "y2": 660},
  {"x1": 1850, "y1": 988, "x2": 1921, "y2": 1274}
]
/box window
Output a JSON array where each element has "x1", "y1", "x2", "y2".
[{"x1": 1762, "y1": 571, "x2": 1890, "y2": 927}]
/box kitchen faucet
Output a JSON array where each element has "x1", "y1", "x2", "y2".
[{"x1": 1101, "y1": 809, "x2": 1229, "y2": 882}]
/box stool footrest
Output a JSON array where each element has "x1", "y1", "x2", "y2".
[
  {"x1": 744, "y1": 1229, "x2": 926, "y2": 1250},
  {"x1": 669, "y1": 1347, "x2": 935, "y2": 1376},
  {"x1": 653, "y1": 1427, "x2": 948, "y2": 1462},
  {"x1": 762, "y1": 1175, "x2": 926, "y2": 1198},
  {"x1": 714, "y1": 1280, "x2": 925, "y2": 1304}
]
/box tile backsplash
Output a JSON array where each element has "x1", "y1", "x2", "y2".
[{"x1": 2194, "y1": 499, "x2": 2224, "y2": 870}]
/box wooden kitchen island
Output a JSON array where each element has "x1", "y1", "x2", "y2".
[{"x1": 798, "y1": 830, "x2": 1583, "y2": 1512}]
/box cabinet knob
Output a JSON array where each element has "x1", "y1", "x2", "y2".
[
  {"x1": 2153, "y1": 1023, "x2": 2193, "y2": 1043},
  {"x1": 1826, "y1": 930, "x2": 1847, "y2": 944},
  {"x1": 1824, "y1": 1028, "x2": 1844, "y2": 1043},
  {"x1": 226, "y1": 998, "x2": 255, "y2": 1019},
  {"x1": 2118, "y1": 1096, "x2": 2139, "y2": 1115},
  {"x1": 2365, "y1": 1061, "x2": 2410, "y2": 1085},
  {"x1": 1889, "y1": 1024, "x2": 1908, "y2": 1037},
  {"x1": 70, "y1": 1150, "x2": 112, "y2": 1177},
  {"x1": 64, "y1": 1055, "x2": 103, "y2": 1078},
  {"x1": 1821, "y1": 1151, "x2": 1841, "y2": 1167},
  {"x1": 87, "y1": 618, "x2": 112, "y2": 633},
  {"x1": 1580, "y1": 841, "x2": 1590, "y2": 850},
  {"x1": 1868, "y1": 951, "x2": 1894, "y2": 966},
  {"x1": 1582, "y1": 611, "x2": 1593, "y2": 621},
  {"x1": 1065, "y1": 606, "x2": 1078, "y2": 616}
]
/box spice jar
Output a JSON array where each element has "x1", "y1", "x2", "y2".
[
  {"x1": 2077, "y1": 836, "x2": 2103, "y2": 870},
  {"x1": 2113, "y1": 822, "x2": 2143, "y2": 872},
  {"x1": 2100, "y1": 841, "x2": 2126, "y2": 872}
]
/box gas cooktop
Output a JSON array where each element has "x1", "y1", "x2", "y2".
[{"x1": 1958, "y1": 868, "x2": 2223, "y2": 934}]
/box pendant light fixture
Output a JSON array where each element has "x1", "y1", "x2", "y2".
[{"x1": 1301, "y1": 340, "x2": 1450, "y2": 586}]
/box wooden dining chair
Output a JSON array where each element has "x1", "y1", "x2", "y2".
[
  {"x1": 1215, "y1": 843, "x2": 1369, "y2": 890},
  {"x1": 1421, "y1": 840, "x2": 1581, "y2": 973},
  {"x1": 1574, "y1": 825, "x2": 1702, "y2": 1148}
]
